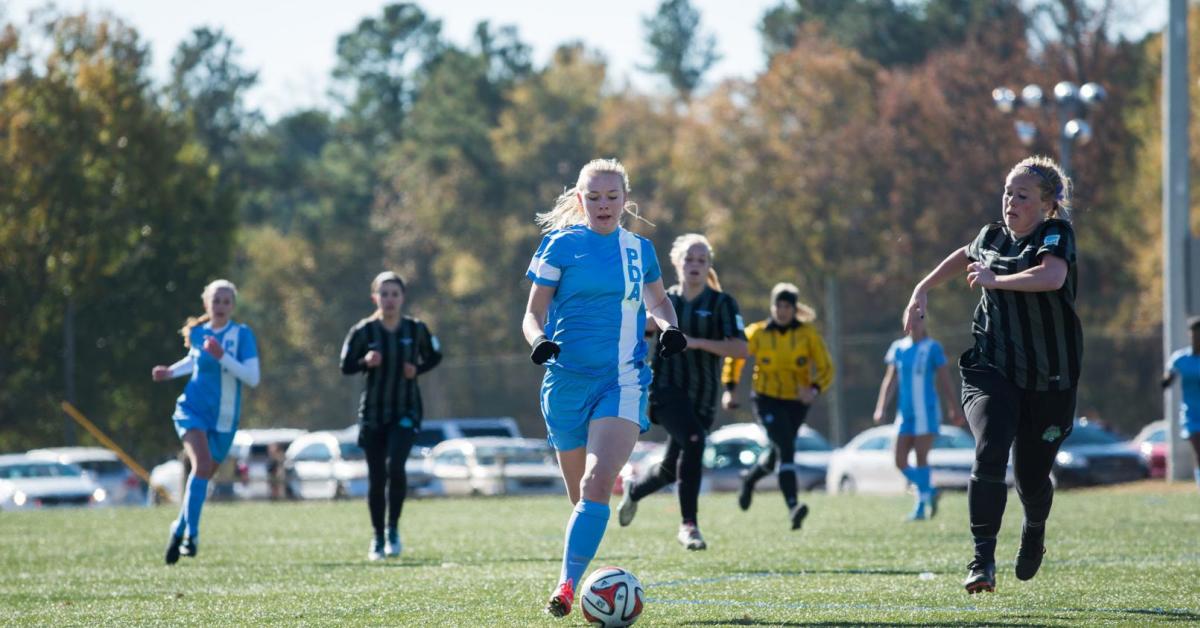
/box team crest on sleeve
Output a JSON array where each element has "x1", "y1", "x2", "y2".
[
  {"x1": 735, "y1": 315, "x2": 745, "y2": 330},
  {"x1": 1044, "y1": 234, "x2": 1061, "y2": 246}
]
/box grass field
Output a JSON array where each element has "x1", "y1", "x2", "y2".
[{"x1": 2, "y1": 482, "x2": 1198, "y2": 626}]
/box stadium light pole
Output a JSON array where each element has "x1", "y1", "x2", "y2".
[
  {"x1": 1163, "y1": 0, "x2": 1190, "y2": 482},
  {"x1": 991, "y1": 80, "x2": 1106, "y2": 178}
]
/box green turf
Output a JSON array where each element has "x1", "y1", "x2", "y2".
[{"x1": 2, "y1": 484, "x2": 1197, "y2": 626}]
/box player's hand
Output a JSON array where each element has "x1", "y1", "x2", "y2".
[
  {"x1": 530, "y1": 335, "x2": 560, "y2": 365},
  {"x1": 403, "y1": 362, "x2": 417, "y2": 379},
  {"x1": 152, "y1": 366, "x2": 170, "y2": 382},
  {"x1": 948, "y1": 407, "x2": 965, "y2": 426},
  {"x1": 363, "y1": 350, "x2": 382, "y2": 368},
  {"x1": 658, "y1": 326, "x2": 687, "y2": 358},
  {"x1": 966, "y1": 262, "x2": 997, "y2": 289},
  {"x1": 903, "y1": 291, "x2": 927, "y2": 334},
  {"x1": 202, "y1": 336, "x2": 225, "y2": 360},
  {"x1": 721, "y1": 390, "x2": 739, "y2": 410},
  {"x1": 799, "y1": 385, "x2": 818, "y2": 405}
]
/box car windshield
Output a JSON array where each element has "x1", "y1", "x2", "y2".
[
  {"x1": 0, "y1": 462, "x2": 83, "y2": 479},
  {"x1": 795, "y1": 433, "x2": 833, "y2": 452},
  {"x1": 460, "y1": 426, "x2": 515, "y2": 438},
  {"x1": 1144, "y1": 429, "x2": 1165, "y2": 444},
  {"x1": 475, "y1": 446, "x2": 548, "y2": 466},
  {"x1": 76, "y1": 460, "x2": 125, "y2": 475},
  {"x1": 1065, "y1": 425, "x2": 1121, "y2": 445},
  {"x1": 933, "y1": 431, "x2": 975, "y2": 449},
  {"x1": 339, "y1": 442, "x2": 366, "y2": 460}
]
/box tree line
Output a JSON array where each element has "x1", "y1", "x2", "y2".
[{"x1": 1, "y1": 1, "x2": 1194, "y2": 459}]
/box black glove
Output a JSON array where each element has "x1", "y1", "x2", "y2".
[
  {"x1": 658, "y1": 326, "x2": 687, "y2": 358},
  {"x1": 530, "y1": 335, "x2": 561, "y2": 365}
]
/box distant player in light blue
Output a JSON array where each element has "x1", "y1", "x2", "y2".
[
  {"x1": 152, "y1": 279, "x2": 260, "y2": 564},
  {"x1": 873, "y1": 315, "x2": 961, "y2": 519},
  {"x1": 1162, "y1": 315, "x2": 1200, "y2": 489},
  {"x1": 522, "y1": 159, "x2": 685, "y2": 619}
]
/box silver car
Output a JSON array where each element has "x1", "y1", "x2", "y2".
[
  {"x1": 0, "y1": 454, "x2": 108, "y2": 510},
  {"x1": 423, "y1": 437, "x2": 563, "y2": 496},
  {"x1": 26, "y1": 447, "x2": 145, "y2": 505}
]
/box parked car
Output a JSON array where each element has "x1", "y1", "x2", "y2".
[
  {"x1": 701, "y1": 423, "x2": 833, "y2": 493},
  {"x1": 338, "y1": 425, "x2": 439, "y2": 498},
  {"x1": 284, "y1": 431, "x2": 370, "y2": 499},
  {"x1": 26, "y1": 447, "x2": 145, "y2": 505},
  {"x1": 614, "y1": 441, "x2": 667, "y2": 495},
  {"x1": 1131, "y1": 420, "x2": 1167, "y2": 479},
  {"x1": 0, "y1": 454, "x2": 108, "y2": 510},
  {"x1": 228, "y1": 428, "x2": 307, "y2": 500},
  {"x1": 412, "y1": 417, "x2": 523, "y2": 453},
  {"x1": 423, "y1": 437, "x2": 562, "y2": 496},
  {"x1": 826, "y1": 424, "x2": 1000, "y2": 495},
  {"x1": 1052, "y1": 420, "x2": 1148, "y2": 488}
]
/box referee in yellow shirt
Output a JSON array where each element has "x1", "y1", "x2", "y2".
[{"x1": 722, "y1": 282, "x2": 834, "y2": 530}]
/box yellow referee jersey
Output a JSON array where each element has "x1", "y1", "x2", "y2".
[{"x1": 722, "y1": 319, "x2": 834, "y2": 400}]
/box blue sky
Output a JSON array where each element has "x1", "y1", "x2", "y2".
[{"x1": 2, "y1": 0, "x2": 1167, "y2": 120}]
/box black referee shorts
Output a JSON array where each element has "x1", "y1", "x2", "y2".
[{"x1": 753, "y1": 395, "x2": 810, "y2": 449}]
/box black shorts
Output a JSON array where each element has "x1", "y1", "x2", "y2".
[
  {"x1": 649, "y1": 385, "x2": 714, "y2": 432},
  {"x1": 753, "y1": 395, "x2": 810, "y2": 445}
]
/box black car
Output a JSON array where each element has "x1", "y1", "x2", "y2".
[{"x1": 1051, "y1": 421, "x2": 1148, "y2": 488}]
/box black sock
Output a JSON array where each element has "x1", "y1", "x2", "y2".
[
  {"x1": 1022, "y1": 520, "x2": 1045, "y2": 546},
  {"x1": 973, "y1": 537, "x2": 997, "y2": 564}
]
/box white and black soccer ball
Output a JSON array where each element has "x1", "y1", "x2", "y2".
[{"x1": 580, "y1": 566, "x2": 644, "y2": 627}]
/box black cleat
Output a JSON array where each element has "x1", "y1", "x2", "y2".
[
  {"x1": 164, "y1": 534, "x2": 183, "y2": 565},
  {"x1": 737, "y1": 472, "x2": 754, "y2": 511},
  {"x1": 1015, "y1": 528, "x2": 1045, "y2": 581},
  {"x1": 181, "y1": 537, "x2": 198, "y2": 558},
  {"x1": 964, "y1": 559, "x2": 996, "y2": 594},
  {"x1": 789, "y1": 503, "x2": 809, "y2": 530}
]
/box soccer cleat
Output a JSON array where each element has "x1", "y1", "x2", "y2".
[
  {"x1": 617, "y1": 483, "x2": 638, "y2": 527},
  {"x1": 964, "y1": 559, "x2": 996, "y2": 594},
  {"x1": 164, "y1": 533, "x2": 184, "y2": 565},
  {"x1": 907, "y1": 502, "x2": 927, "y2": 521},
  {"x1": 367, "y1": 535, "x2": 385, "y2": 561},
  {"x1": 1015, "y1": 526, "x2": 1046, "y2": 581},
  {"x1": 737, "y1": 471, "x2": 755, "y2": 511},
  {"x1": 927, "y1": 488, "x2": 940, "y2": 519},
  {"x1": 789, "y1": 503, "x2": 809, "y2": 530},
  {"x1": 385, "y1": 526, "x2": 402, "y2": 557},
  {"x1": 181, "y1": 537, "x2": 198, "y2": 558},
  {"x1": 677, "y1": 523, "x2": 707, "y2": 551},
  {"x1": 544, "y1": 579, "x2": 574, "y2": 617}
]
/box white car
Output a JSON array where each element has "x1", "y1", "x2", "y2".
[
  {"x1": 424, "y1": 437, "x2": 562, "y2": 496},
  {"x1": 228, "y1": 428, "x2": 307, "y2": 500},
  {"x1": 826, "y1": 424, "x2": 1006, "y2": 495},
  {"x1": 284, "y1": 431, "x2": 371, "y2": 500},
  {"x1": 339, "y1": 425, "x2": 440, "y2": 497},
  {"x1": 0, "y1": 454, "x2": 108, "y2": 511},
  {"x1": 26, "y1": 447, "x2": 145, "y2": 505}
]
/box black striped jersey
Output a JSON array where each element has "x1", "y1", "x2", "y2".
[
  {"x1": 650, "y1": 286, "x2": 746, "y2": 419},
  {"x1": 965, "y1": 218, "x2": 1082, "y2": 391},
  {"x1": 340, "y1": 316, "x2": 442, "y2": 426}
]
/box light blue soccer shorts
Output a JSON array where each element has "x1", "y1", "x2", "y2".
[
  {"x1": 894, "y1": 412, "x2": 940, "y2": 437},
  {"x1": 173, "y1": 406, "x2": 237, "y2": 463},
  {"x1": 540, "y1": 363, "x2": 651, "y2": 451}
]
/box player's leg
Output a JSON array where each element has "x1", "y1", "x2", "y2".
[
  {"x1": 960, "y1": 360, "x2": 1019, "y2": 593},
  {"x1": 739, "y1": 396, "x2": 778, "y2": 510},
  {"x1": 912, "y1": 433, "x2": 937, "y2": 519},
  {"x1": 384, "y1": 420, "x2": 417, "y2": 556},
  {"x1": 1189, "y1": 433, "x2": 1200, "y2": 489},
  {"x1": 1011, "y1": 387, "x2": 1075, "y2": 581},
  {"x1": 360, "y1": 425, "x2": 389, "y2": 560},
  {"x1": 766, "y1": 402, "x2": 807, "y2": 529},
  {"x1": 894, "y1": 433, "x2": 921, "y2": 518},
  {"x1": 672, "y1": 407, "x2": 711, "y2": 550}
]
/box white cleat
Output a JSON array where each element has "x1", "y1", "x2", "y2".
[
  {"x1": 677, "y1": 523, "x2": 707, "y2": 551},
  {"x1": 617, "y1": 482, "x2": 638, "y2": 527},
  {"x1": 385, "y1": 527, "x2": 402, "y2": 557},
  {"x1": 368, "y1": 536, "x2": 385, "y2": 561}
]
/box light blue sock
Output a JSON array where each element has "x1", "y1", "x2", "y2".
[
  {"x1": 1194, "y1": 468, "x2": 1200, "y2": 489},
  {"x1": 899, "y1": 466, "x2": 919, "y2": 487},
  {"x1": 559, "y1": 499, "x2": 610, "y2": 589},
  {"x1": 915, "y1": 466, "x2": 933, "y2": 501},
  {"x1": 182, "y1": 476, "x2": 209, "y2": 539}
]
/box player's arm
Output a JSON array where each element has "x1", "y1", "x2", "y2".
[
  {"x1": 524, "y1": 282, "x2": 561, "y2": 365},
  {"x1": 873, "y1": 364, "x2": 897, "y2": 424},
  {"x1": 152, "y1": 354, "x2": 195, "y2": 382},
  {"x1": 936, "y1": 364, "x2": 962, "y2": 425},
  {"x1": 643, "y1": 279, "x2": 678, "y2": 331},
  {"x1": 340, "y1": 326, "x2": 369, "y2": 374},
  {"x1": 905, "y1": 245, "x2": 969, "y2": 334},
  {"x1": 968, "y1": 254, "x2": 1068, "y2": 293},
  {"x1": 218, "y1": 353, "x2": 261, "y2": 388},
  {"x1": 1163, "y1": 366, "x2": 1177, "y2": 389},
  {"x1": 415, "y1": 323, "x2": 442, "y2": 375}
]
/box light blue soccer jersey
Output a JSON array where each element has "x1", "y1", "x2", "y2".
[
  {"x1": 526, "y1": 225, "x2": 662, "y2": 377},
  {"x1": 175, "y1": 322, "x2": 259, "y2": 433},
  {"x1": 885, "y1": 337, "x2": 946, "y2": 433},
  {"x1": 1168, "y1": 348, "x2": 1200, "y2": 432}
]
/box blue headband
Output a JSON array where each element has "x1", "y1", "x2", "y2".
[{"x1": 1023, "y1": 164, "x2": 1064, "y2": 201}]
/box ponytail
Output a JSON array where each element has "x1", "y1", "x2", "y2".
[
  {"x1": 707, "y1": 268, "x2": 722, "y2": 292},
  {"x1": 180, "y1": 314, "x2": 211, "y2": 348}
]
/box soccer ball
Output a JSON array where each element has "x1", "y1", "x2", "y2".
[{"x1": 580, "y1": 566, "x2": 644, "y2": 627}]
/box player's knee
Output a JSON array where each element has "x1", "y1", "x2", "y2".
[
  {"x1": 971, "y1": 460, "x2": 1007, "y2": 484},
  {"x1": 193, "y1": 459, "x2": 217, "y2": 479}
]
